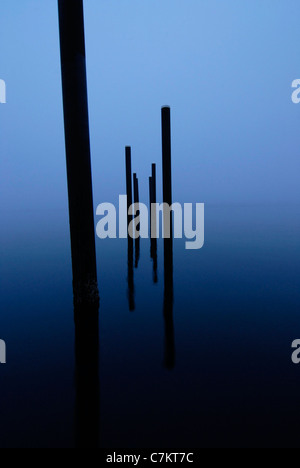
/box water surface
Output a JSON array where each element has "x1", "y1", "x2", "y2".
[{"x1": 0, "y1": 204, "x2": 299, "y2": 448}]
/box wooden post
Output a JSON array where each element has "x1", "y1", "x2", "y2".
[
  {"x1": 152, "y1": 163, "x2": 157, "y2": 205},
  {"x1": 151, "y1": 164, "x2": 158, "y2": 283},
  {"x1": 58, "y1": 0, "x2": 98, "y2": 306},
  {"x1": 133, "y1": 173, "x2": 140, "y2": 268},
  {"x1": 150, "y1": 164, "x2": 157, "y2": 238},
  {"x1": 125, "y1": 147, "x2": 133, "y2": 235},
  {"x1": 149, "y1": 176, "x2": 153, "y2": 204},
  {"x1": 161, "y1": 106, "x2": 173, "y2": 281},
  {"x1": 161, "y1": 106, "x2": 175, "y2": 368},
  {"x1": 162, "y1": 107, "x2": 172, "y2": 212},
  {"x1": 149, "y1": 176, "x2": 153, "y2": 248},
  {"x1": 126, "y1": 147, "x2": 134, "y2": 310},
  {"x1": 133, "y1": 173, "x2": 139, "y2": 207}
]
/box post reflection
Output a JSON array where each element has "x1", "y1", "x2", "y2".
[
  {"x1": 74, "y1": 303, "x2": 100, "y2": 448},
  {"x1": 127, "y1": 236, "x2": 135, "y2": 311},
  {"x1": 163, "y1": 235, "x2": 175, "y2": 370}
]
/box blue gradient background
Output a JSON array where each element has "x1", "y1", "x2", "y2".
[
  {"x1": 1, "y1": 0, "x2": 300, "y2": 448},
  {"x1": 1, "y1": 0, "x2": 300, "y2": 210}
]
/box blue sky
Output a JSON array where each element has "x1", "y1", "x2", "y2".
[{"x1": 1, "y1": 0, "x2": 300, "y2": 214}]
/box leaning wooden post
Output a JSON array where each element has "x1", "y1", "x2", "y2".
[{"x1": 58, "y1": 0, "x2": 98, "y2": 306}]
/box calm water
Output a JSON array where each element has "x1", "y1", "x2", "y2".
[{"x1": 0, "y1": 204, "x2": 299, "y2": 448}]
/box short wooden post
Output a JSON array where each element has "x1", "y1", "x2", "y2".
[
  {"x1": 133, "y1": 173, "x2": 140, "y2": 268},
  {"x1": 126, "y1": 147, "x2": 135, "y2": 310},
  {"x1": 125, "y1": 147, "x2": 133, "y2": 232}
]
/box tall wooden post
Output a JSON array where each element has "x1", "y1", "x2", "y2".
[
  {"x1": 161, "y1": 106, "x2": 175, "y2": 368},
  {"x1": 58, "y1": 0, "x2": 98, "y2": 306},
  {"x1": 161, "y1": 106, "x2": 173, "y2": 278}
]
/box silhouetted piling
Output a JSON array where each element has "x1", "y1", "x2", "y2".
[
  {"x1": 161, "y1": 106, "x2": 175, "y2": 368},
  {"x1": 125, "y1": 147, "x2": 133, "y2": 233},
  {"x1": 149, "y1": 168, "x2": 156, "y2": 239},
  {"x1": 58, "y1": 0, "x2": 98, "y2": 305},
  {"x1": 161, "y1": 106, "x2": 173, "y2": 282},
  {"x1": 162, "y1": 107, "x2": 172, "y2": 210},
  {"x1": 133, "y1": 173, "x2": 140, "y2": 268},
  {"x1": 126, "y1": 147, "x2": 135, "y2": 310},
  {"x1": 152, "y1": 163, "x2": 157, "y2": 206},
  {"x1": 133, "y1": 173, "x2": 139, "y2": 214},
  {"x1": 149, "y1": 176, "x2": 153, "y2": 245},
  {"x1": 151, "y1": 164, "x2": 158, "y2": 282}
]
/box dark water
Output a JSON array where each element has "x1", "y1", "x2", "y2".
[{"x1": 0, "y1": 204, "x2": 299, "y2": 448}]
